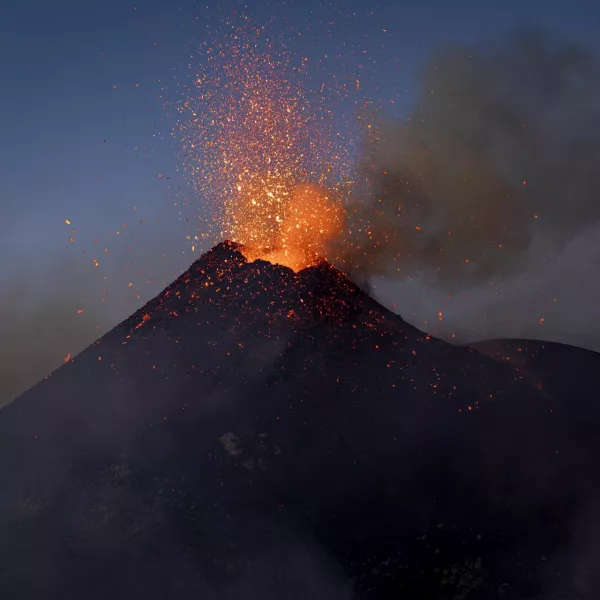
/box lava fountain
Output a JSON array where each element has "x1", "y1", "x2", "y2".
[
  {"x1": 176, "y1": 22, "x2": 355, "y2": 271},
  {"x1": 242, "y1": 183, "x2": 346, "y2": 271}
]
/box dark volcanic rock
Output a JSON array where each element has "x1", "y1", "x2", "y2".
[{"x1": 1, "y1": 241, "x2": 599, "y2": 599}]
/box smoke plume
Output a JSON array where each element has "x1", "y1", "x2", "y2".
[
  {"x1": 339, "y1": 29, "x2": 600, "y2": 348},
  {"x1": 345, "y1": 28, "x2": 600, "y2": 286}
]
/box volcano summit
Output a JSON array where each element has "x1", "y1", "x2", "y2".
[{"x1": 1, "y1": 241, "x2": 599, "y2": 599}]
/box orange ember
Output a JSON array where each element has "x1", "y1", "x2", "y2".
[
  {"x1": 241, "y1": 183, "x2": 345, "y2": 271},
  {"x1": 177, "y1": 24, "x2": 354, "y2": 272}
]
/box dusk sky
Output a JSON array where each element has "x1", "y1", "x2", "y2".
[{"x1": 2, "y1": 0, "x2": 600, "y2": 405}]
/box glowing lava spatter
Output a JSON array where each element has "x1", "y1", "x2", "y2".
[
  {"x1": 243, "y1": 183, "x2": 346, "y2": 271},
  {"x1": 177, "y1": 23, "x2": 354, "y2": 271}
]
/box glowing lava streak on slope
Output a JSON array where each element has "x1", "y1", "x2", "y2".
[{"x1": 177, "y1": 23, "x2": 354, "y2": 271}]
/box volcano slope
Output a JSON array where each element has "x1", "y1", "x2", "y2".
[{"x1": 1, "y1": 241, "x2": 599, "y2": 600}]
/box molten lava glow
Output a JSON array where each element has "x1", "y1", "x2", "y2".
[
  {"x1": 176, "y1": 23, "x2": 354, "y2": 271},
  {"x1": 243, "y1": 184, "x2": 346, "y2": 271}
]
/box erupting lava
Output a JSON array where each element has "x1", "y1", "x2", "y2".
[
  {"x1": 176, "y1": 23, "x2": 354, "y2": 272},
  {"x1": 238, "y1": 183, "x2": 345, "y2": 271}
]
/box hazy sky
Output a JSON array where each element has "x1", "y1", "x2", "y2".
[{"x1": 1, "y1": 0, "x2": 600, "y2": 405}]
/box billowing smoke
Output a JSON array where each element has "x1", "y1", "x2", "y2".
[{"x1": 340, "y1": 29, "x2": 600, "y2": 348}]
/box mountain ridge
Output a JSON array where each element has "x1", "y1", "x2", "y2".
[{"x1": 1, "y1": 241, "x2": 599, "y2": 599}]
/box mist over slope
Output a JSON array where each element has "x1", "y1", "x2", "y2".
[{"x1": 1, "y1": 241, "x2": 599, "y2": 598}]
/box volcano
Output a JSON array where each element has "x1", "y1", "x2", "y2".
[{"x1": 1, "y1": 241, "x2": 599, "y2": 599}]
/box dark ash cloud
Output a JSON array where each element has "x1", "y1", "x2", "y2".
[
  {"x1": 343, "y1": 29, "x2": 600, "y2": 285},
  {"x1": 339, "y1": 29, "x2": 600, "y2": 349}
]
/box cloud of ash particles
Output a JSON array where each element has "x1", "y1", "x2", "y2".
[{"x1": 341, "y1": 29, "x2": 600, "y2": 349}]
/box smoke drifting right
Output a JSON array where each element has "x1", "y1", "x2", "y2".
[{"x1": 340, "y1": 28, "x2": 600, "y2": 349}]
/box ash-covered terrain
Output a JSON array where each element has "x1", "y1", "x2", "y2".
[{"x1": 1, "y1": 241, "x2": 599, "y2": 599}]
